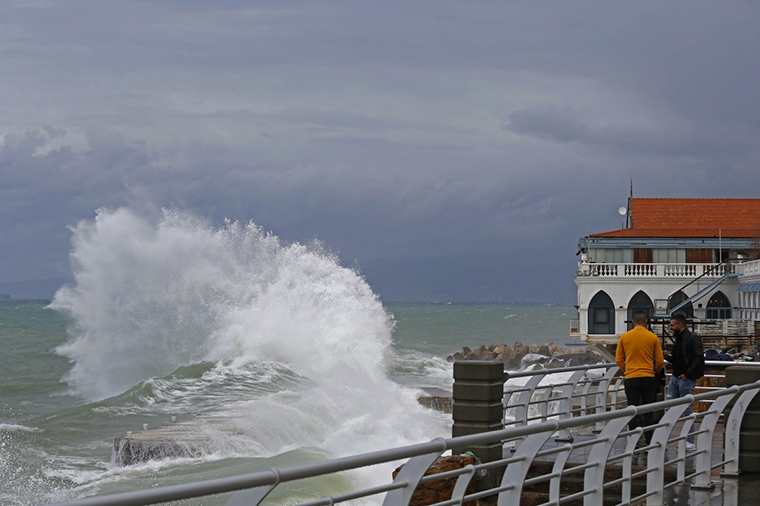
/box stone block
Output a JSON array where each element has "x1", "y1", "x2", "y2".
[
  {"x1": 453, "y1": 361, "x2": 505, "y2": 381},
  {"x1": 453, "y1": 381, "x2": 504, "y2": 402},
  {"x1": 738, "y1": 429, "x2": 760, "y2": 451},
  {"x1": 452, "y1": 421, "x2": 504, "y2": 438},
  {"x1": 739, "y1": 451, "x2": 760, "y2": 473},
  {"x1": 725, "y1": 366, "x2": 760, "y2": 388},
  {"x1": 741, "y1": 408, "x2": 760, "y2": 427},
  {"x1": 453, "y1": 401, "x2": 503, "y2": 422}
]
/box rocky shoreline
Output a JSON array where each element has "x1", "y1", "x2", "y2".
[
  {"x1": 416, "y1": 342, "x2": 606, "y2": 414},
  {"x1": 446, "y1": 342, "x2": 604, "y2": 370}
]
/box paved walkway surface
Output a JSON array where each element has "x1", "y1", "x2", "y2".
[{"x1": 525, "y1": 423, "x2": 759, "y2": 506}]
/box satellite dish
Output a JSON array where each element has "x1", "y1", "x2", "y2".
[{"x1": 618, "y1": 207, "x2": 627, "y2": 216}]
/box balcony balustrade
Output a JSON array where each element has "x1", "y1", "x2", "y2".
[
  {"x1": 738, "y1": 258, "x2": 760, "y2": 276},
  {"x1": 580, "y1": 262, "x2": 736, "y2": 278}
]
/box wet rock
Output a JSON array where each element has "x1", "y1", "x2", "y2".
[
  {"x1": 448, "y1": 342, "x2": 604, "y2": 370},
  {"x1": 545, "y1": 357, "x2": 566, "y2": 369},
  {"x1": 392, "y1": 454, "x2": 478, "y2": 506},
  {"x1": 417, "y1": 396, "x2": 452, "y2": 413},
  {"x1": 521, "y1": 353, "x2": 552, "y2": 367},
  {"x1": 113, "y1": 437, "x2": 200, "y2": 466}
]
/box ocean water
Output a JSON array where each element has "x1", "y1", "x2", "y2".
[{"x1": 0, "y1": 209, "x2": 574, "y2": 505}]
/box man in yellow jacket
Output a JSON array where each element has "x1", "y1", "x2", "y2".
[{"x1": 615, "y1": 310, "x2": 664, "y2": 444}]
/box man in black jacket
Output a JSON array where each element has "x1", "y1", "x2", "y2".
[{"x1": 666, "y1": 314, "x2": 705, "y2": 450}]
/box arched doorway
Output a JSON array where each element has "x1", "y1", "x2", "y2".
[
  {"x1": 627, "y1": 290, "x2": 654, "y2": 331},
  {"x1": 706, "y1": 291, "x2": 732, "y2": 319},
  {"x1": 668, "y1": 290, "x2": 694, "y2": 318},
  {"x1": 588, "y1": 291, "x2": 615, "y2": 334}
]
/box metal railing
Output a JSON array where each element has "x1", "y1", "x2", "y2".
[
  {"x1": 502, "y1": 363, "x2": 623, "y2": 439},
  {"x1": 502, "y1": 360, "x2": 760, "y2": 435},
  {"x1": 48, "y1": 364, "x2": 760, "y2": 506}
]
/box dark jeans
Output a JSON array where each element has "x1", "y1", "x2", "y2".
[{"x1": 624, "y1": 376, "x2": 656, "y2": 444}]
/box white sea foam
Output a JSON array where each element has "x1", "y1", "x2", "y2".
[
  {"x1": 50, "y1": 208, "x2": 448, "y2": 465},
  {"x1": 0, "y1": 424, "x2": 41, "y2": 432}
]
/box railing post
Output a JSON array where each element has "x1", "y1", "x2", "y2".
[
  {"x1": 510, "y1": 375, "x2": 545, "y2": 430},
  {"x1": 498, "y1": 422, "x2": 559, "y2": 506},
  {"x1": 593, "y1": 366, "x2": 620, "y2": 432},
  {"x1": 691, "y1": 389, "x2": 738, "y2": 490},
  {"x1": 554, "y1": 369, "x2": 587, "y2": 442},
  {"x1": 583, "y1": 406, "x2": 637, "y2": 506},
  {"x1": 724, "y1": 370, "x2": 760, "y2": 475},
  {"x1": 452, "y1": 361, "x2": 506, "y2": 491},
  {"x1": 646, "y1": 400, "x2": 692, "y2": 506},
  {"x1": 383, "y1": 441, "x2": 447, "y2": 506}
]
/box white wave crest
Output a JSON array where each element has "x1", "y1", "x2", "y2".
[
  {"x1": 49, "y1": 208, "x2": 447, "y2": 461},
  {"x1": 51, "y1": 208, "x2": 393, "y2": 400}
]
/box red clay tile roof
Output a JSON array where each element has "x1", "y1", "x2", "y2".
[{"x1": 592, "y1": 198, "x2": 760, "y2": 238}]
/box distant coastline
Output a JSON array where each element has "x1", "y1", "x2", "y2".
[{"x1": 0, "y1": 277, "x2": 71, "y2": 300}]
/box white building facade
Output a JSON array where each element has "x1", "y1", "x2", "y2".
[{"x1": 572, "y1": 198, "x2": 760, "y2": 345}]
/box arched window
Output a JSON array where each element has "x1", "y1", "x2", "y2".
[
  {"x1": 589, "y1": 291, "x2": 615, "y2": 334},
  {"x1": 668, "y1": 290, "x2": 694, "y2": 318},
  {"x1": 627, "y1": 290, "x2": 654, "y2": 331},
  {"x1": 706, "y1": 291, "x2": 732, "y2": 319}
]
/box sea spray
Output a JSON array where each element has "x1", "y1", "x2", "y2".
[
  {"x1": 51, "y1": 208, "x2": 395, "y2": 400},
  {"x1": 50, "y1": 208, "x2": 447, "y2": 467}
]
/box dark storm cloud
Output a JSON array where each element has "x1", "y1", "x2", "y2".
[
  {"x1": 1, "y1": 1, "x2": 759, "y2": 301},
  {"x1": 505, "y1": 106, "x2": 755, "y2": 158}
]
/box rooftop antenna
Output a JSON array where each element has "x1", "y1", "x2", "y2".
[{"x1": 627, "y1": 179, "x2": 633, "y2": 228}]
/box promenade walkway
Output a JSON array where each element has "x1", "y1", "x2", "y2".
[{"x1": 526, "y1": 421, "x2": 758, "y2": 506}]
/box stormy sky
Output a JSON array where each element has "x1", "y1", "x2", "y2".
[{"x1": 1, "y1": 1, "x2": 759, "y2": 302}]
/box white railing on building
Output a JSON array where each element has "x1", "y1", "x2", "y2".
[
  {"x1": 583, "y1": 263, "x2": 735, "y2": 278},
  {"x1": 737, "y1": 258, "x2": 760, "y2": 277},
  {"x1": 47, "y1": 362, "x2": 760, "y2": 506}
]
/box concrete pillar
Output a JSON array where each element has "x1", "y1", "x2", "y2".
[
  {"x1": 725, "y1": 366, "x2": 760, "y2": 473},
  {"x1": 451, "y1": 360, "x2": 505, "y2": 464}
]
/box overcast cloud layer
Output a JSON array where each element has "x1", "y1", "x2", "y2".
[{"x1": 1, "y1": 1, "x2": 759, "y2": 302}]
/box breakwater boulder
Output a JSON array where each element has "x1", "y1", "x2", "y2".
[
  {"x1": 392, "y1": 454, "x2": 479, "y2": 506},
  {"x1": 113, "y1": 436, "x2": 200, "y2": 465},
  {"x1": 446, "y1": 342, "x2": 603, "y2": 370}
]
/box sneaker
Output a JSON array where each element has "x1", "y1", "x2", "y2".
[{"x1": 685, "y1": 442, "x2": 696, "y2": 451}]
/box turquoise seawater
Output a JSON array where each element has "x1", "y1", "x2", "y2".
[
  {"x1": 0, "y1": 211, "x2": 576, "y2": 505},
  {"x1": 0, "y1": 299, "x2": 573, "y2": 505}
]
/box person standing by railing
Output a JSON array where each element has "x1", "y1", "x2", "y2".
[
  {"x1": 616, "y1": 310, "x2": 665, "y2": 445},
  {"x1": 665, "y1": 314, "x2": 705, "y2": 450}
]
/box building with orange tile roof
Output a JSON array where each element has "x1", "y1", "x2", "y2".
[{"x1": 572, "y1": 198, "x2": 760, "y2": 347}]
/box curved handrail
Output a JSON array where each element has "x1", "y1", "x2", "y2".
[{"x1": 47, "y1": 379, "x2": 760, "y2": 506}]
